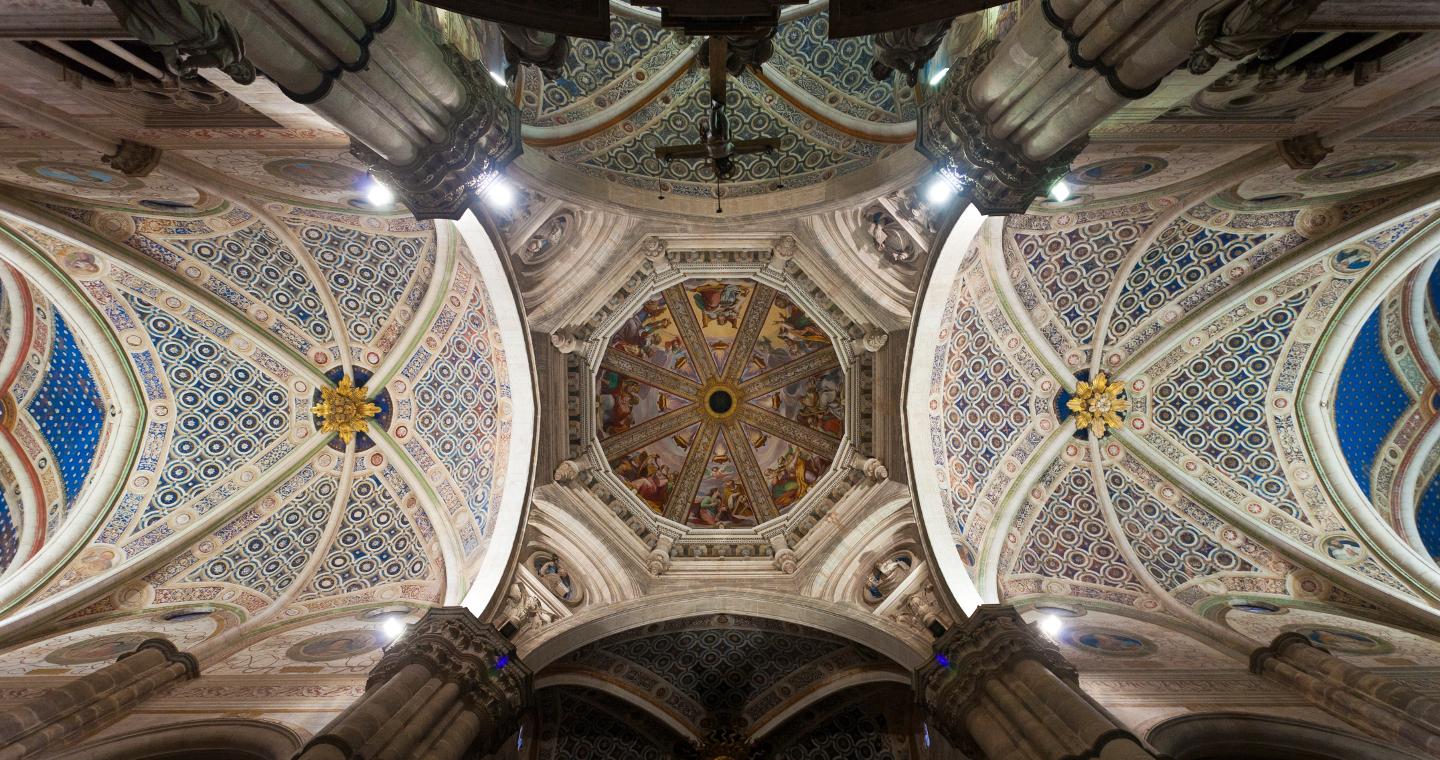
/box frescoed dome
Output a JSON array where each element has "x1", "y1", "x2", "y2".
[{"x1": 595, "y1": 278, "x2": 844, "y2": 528}]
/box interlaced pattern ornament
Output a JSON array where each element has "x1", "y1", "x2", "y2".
[
  {"x1": 301, "y1": 475, "x2": 431, "y2": 597},
  {"x1": 1108, "y1": 470, "x2": 1257, "y2": 590},
  {"x1": 187, "y1": 474, "x2": 336, "y2": 598},
  {"x1": 535, "y1": 688, "x2": 673, "y2": 760},
  {"x1": 773, "y1": 702, "x2": 900, "y2": 760},
  {"x1": 1151, "y1": 288, "x2": 1314, "y2": 522},
  {"x1": 934, "y1": 292, "x2": 1032, "y2": 556},
  {"x1": 571, "y1": 621, "x2": 849, "y2": 713},
  {"x1": 295, "y1": 223, "x2": 428, "y2": 344},
  {"x1": 124, "y1": 294, "x2": 290, "y2": 530},
  {"x1": 1106, "y1": 220, "x2": 1271, "y2": 346},
  {"x1": 1014, "y1": 466, "x2": 1144, "y2": 591},
  {"x1": 168, "y1": 222, "x2": 335, "y2": 344},
  {"x1": 774, "y1": 13, "x2": 915, "y2": 121},
  {"x1": 412, "y1": 275, "x2": 508, "y2": 540},
  {"x1": 1014, "y1": 218, "x2": 1149, "y2": 348},
  {"x1": 538, "y1": 16, "x2": 678, "y2": 118}
]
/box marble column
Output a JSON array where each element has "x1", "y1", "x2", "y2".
[
  {"x1": 917, "y1": 605, "x2": 1158, "y2": 760},
  {"x1": 297, "y1": 607, "x2": 531, "y2": 760},
  {"x1": 0, "y1": 638, "x2": 199, "y2": 760},
  {"x1": 1251, "y1": 631, "x2": 1440, "y2": 755}
]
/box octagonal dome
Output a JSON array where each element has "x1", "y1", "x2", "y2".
[{"x1": 595, "y1": 277, "x2": 845, "y2": 529}]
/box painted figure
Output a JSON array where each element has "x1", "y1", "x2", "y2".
[{"x1": 692, "y1": 282, "x2": 746, "y2": 328}]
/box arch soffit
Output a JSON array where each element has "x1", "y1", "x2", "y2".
[{"x1": 518, "y1": 588, "x2": 928, "y2": 671}]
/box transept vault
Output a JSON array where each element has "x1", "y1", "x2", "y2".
[{"x1": 0, "y1": 1, "x2": 1439, "y2": 759}]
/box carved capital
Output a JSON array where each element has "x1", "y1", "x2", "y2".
[
  {"x1": 648, "y1": 534, "x2": 675, "y2": 576},
  {"x1": 102, "y1": 139, "x2": 162, "y2": 177},
  {"x1": 917, "y1": 605, "x2": 1077, "y2": 743},
  {"x1": 550, "y1": 329, "x2": 582, "y2": 355},
  {"x1": 121, "y1": 637, "x2": 200, "y2": 679},
  {"x1": 100, "y1": 0, "x2": 256, "y2": 84},
  {"x1": 1250, "y1": 630, "x2": 1324, "y2": 674},
  {"x1": 1277, "y1": 132, "x2": 1332, "y2": 170},
  {"x1": 553, "y1": 457, "x2": 586, "y2": 481},
  {"x1": 352, "y1": 49, "x2": 523, "y2": 220},
  {"x1": 370, "y1": 607, "x2": 531, "y2": 750},
  {"x1": 917, "y1": 41, "x2": 1085, "y2": 215}
]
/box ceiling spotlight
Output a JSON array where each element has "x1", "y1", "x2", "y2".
[
  {"x1": 489, "y1": 69, "x2": 507, "y2": 87},
  {"x1": 924, "y1": 174, "x2": 956, "y2": 205},
  {"x1": 1038, "y1": 614, "x2": 1064, "y2": 638},
  {"x1": 928, "y1": 67, "x2": 950, "y2": 86},
  {"x1": 484, "y1": 178, "x2": 515, "y2": 209},
  {"x1": 1049, "y1": 179, "x2": 1073, "y2": 203},
  {"x1": 381, "y1": 616, "x2": 406, "y2": 641},
  {"x1": 365, "y1": 178, "x2": 395, "y2": 207}
]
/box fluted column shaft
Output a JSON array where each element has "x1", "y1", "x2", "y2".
[
  {"x1": 0, "y1": 638, "x2": 199, "y2": 760},
  {"x1": 296, "y1": 607, "x2": 531, "y2": 760},
  {"x1": 919, "y1": 0, "x2": 1321, "y2": 213},
  {"x1": 918, "y1": 605, "x2": 1158, "y2": 760},
  {"x1": 1252, "y1": 632, "x2": 1440, "y2": 755},
  {"x1": 167, "y1": 0, "x2": 521, "y2": 218}
]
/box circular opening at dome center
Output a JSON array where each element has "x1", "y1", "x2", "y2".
[{"x1": 707, "y1": 389, "x2": 734, "y2": 415}]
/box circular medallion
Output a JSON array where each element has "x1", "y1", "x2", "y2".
[
  {"x1": 1288, "y1": 626, "x2": 1390, "y2": 654},
  {"x1": 263, "y1": 158, "x2": 367, "y2": 189},
  {"x1": 1060, "y1": 627, "x2": 1156, "y2": 657},
  {"x1": 20, "y1": 161, "x2": 142, "y2": 191},
  {"x1": 285, "y1": 629, "x2": 387, "y2": 662},
  {"x1": 46, "y1": 632, "x2": 164, "y2": 665},
  {"x1": 1296, "y1": 156, "x2": 1413, "y2": 184},
  {"x1": 1066, "y1": 156, "x2": 1168, "y2": 186}
]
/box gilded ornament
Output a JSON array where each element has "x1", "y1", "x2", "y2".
[
  {"x1": 312, "y1": 377, "x2": 380, "y2": 444},
  {"x1": 1067, "y1": 373, "x2": 1128, "y2": 438}
]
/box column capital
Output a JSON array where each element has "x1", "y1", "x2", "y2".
[
  {"x1": 353, "y1": 49, "x2": 523, "y2": 220},
  {"x1": 1249, "y1": 630, "x2": 1324, "y2": 674},
  {"x1": 917, "y1": 604, "x2": 1076, "y2": 720},
  {"x1": 370, "y1": 607, "x2": 532, "y2": 742},
  {"x1": 120, "y1": 637, "x2": 200, "y2": 679},
  {"x1": 916, "y1": 40, "x2": 1085, "y2": 215}
]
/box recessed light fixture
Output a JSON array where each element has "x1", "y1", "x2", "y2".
[
  {"x1": 929, "y1": 67, "x2": 950, "y2": 86},
  {"x1": 382, "y1": 616, "x2": 406, "y2": 640},
  {"x1": 1049, "y1": 179, "x2": 1073, "y2": 203},
  {"x1": 1038, "y1": 614, "x2": 1064, "y2": 638},
  {"x1": 484, "y1": 178, "x2": 515, "y2": 209},
  {"x1": 365, "y1": 178, "x2": 395, "y2": 207},
  {"x1": 924, "y1": 174, "x2": 956, "y2": 205}
]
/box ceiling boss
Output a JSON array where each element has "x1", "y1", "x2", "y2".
[
  {"x1": 312, "y1": 377, "x2": 381, "y2": 445},
  {"x1": 1068, "y1": 373, "x2": 1129, "y2": 438}
]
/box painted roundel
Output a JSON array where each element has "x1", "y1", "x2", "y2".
[
  {"x1": 1059, "y1": 627, "x2": 1156, "y2": 657},
  {"x1": 596, "y1": 278, "x2": 844, "y2": 528},
  {"x1": 1066, "y1": 156, "x2": 1168, "y2": 186}
]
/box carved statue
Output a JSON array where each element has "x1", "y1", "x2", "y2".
[
  {"x1": 1187, "y1": 0, "x2": 1324, "y2": 74},
  {"x1": 92, "y1": 0, "x2": 255, "y2": 83},
  {"x1": 871, "y1": 19, "x2": 951, "y2": 86},
  {"x1": 864, "y1": 204, "x2": 920, "y2": 267}
]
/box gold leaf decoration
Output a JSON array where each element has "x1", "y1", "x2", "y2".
[
  {"x1": 312, "y1": 377, "x2": 381, "y2": 445},
  {"x1": 1066, "y1": 372, "x2": 1129, "y2": 438}
]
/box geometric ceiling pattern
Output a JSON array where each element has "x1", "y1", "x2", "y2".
[
  {"x1": 914, "y1": 178, "x2": 1440, "y2": 625},
  {"x1": 516, "y1": 9, "x2": 915, "y2": 199},
  {"x1": 540, "y1": 614, "x2": 904, "y2": 746},
  {"x1": 596, "y1": 277, "x2": 844, "y2": 528},
  {"x1": 0, "y1": 188, "x2": 520, "y2": 632}
]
